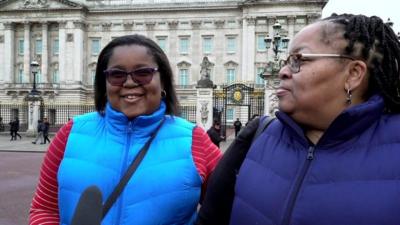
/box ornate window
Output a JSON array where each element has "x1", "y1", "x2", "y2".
[
  {"x1": 202, "y1": 36, "x2": 213, "y2": 54},
  {"x1": 156, "y1": 36, "x2": 167, "y2": 52},
  {"x1": 226, "y1": 36, "x2": 236, "y2": 53},
  {"x1": 91, "y1": 38, "x2": 101, "y2": 55},
  {"x1": 179, "y1": 36, "x2": 190, "y2": 54}
]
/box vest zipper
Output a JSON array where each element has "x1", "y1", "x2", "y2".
[
  {"x1": 281, "y1": 146, "x2": 315, "y2": 225},
  {"x1": 115, "y1": 121, "x2": 133, "y2": 225}
]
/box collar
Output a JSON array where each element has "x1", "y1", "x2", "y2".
[
  {"x1": 276, "y1": 95, "x2": 385, "y2": 147},
  {"x1": 104, "y1": 101, "x2": 166, "y2": 137}
]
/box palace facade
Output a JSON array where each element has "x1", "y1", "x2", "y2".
[{"x1": 0, "y1": 0, "x2": 327, "y2": 126}]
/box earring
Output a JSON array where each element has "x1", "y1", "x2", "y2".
[
  {"x1": 161, "y1": 90, "x2": 167, "y2": 98},
  {"x1": 346, "y1": 88, "x2": 352, "y2": 105}
]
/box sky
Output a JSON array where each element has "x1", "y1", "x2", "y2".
[{"x1": 322, "y1": 0, "x2": 399, "y2": 33}]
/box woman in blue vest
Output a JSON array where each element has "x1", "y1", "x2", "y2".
[
  {"x1": 29, "y1": 34, "x2": 222, "y2": 225},
  {"x1": 197, "y1": 14, "x2": 400, "y2": 225}
]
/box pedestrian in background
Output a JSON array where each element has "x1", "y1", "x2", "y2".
[
  {"x1": 9, "y1": 117, "x2": 21, "y2": 141},
  {"x1": 233, "y1": 118, "x2": 242, "y2": 137},
  {"x1": 42, "y1": 118, "x2": 51, "y2": 144},
  {"x1": 32, "y1": 120, "x2": 43, "y2": 144},
  {"x1": 207, "y1": 120, "x2": 225, "y2": 147}
]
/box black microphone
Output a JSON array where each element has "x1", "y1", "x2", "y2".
[{"x1": 70, "y1": 185, "x2": 103, "y2": 225}]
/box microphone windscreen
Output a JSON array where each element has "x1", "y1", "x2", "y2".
[{"x1": 70, "y1": 185, "x2": 103, "y2": 225}]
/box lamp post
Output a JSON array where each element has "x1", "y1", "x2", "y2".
[
  {"x1": 30, "y1": 60, "x2": 40, "y2": 95},
  {"x1": 259, "y1": 21, "x2": 289, "y2": 79},
  {"x1": 259, "y1": 21, "x2": 290, "y2": 116}
]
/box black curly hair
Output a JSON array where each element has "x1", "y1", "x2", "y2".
[
  {"x1": 322, "y1": 13, "x2": 400, "y2": 113},
  {"x1": 94, "y1": 34, "x2": 180, "y2": 116}
]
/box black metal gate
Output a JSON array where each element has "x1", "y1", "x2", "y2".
[{"x1": 213, "y1": 83, "x2": 264, "y2": 137}]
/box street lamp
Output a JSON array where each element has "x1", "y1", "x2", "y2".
[
  {"x1": 259, "y1": 21, "x2": 290, "y2": 80},
  {"x1": 30, "y1": 60, "x2": 40, "y2": 95}
]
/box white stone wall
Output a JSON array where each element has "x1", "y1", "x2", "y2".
[{"x1": 0, "y1": 0, "x2": 327, "y2": 105}]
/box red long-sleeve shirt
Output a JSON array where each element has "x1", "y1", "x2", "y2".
[{"x1": 29, "y1": 120, "x2": 222, "y2": 225}]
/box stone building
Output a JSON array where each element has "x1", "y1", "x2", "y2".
[{"x1": 0, "y1": 0, "x2": 327, "y2": 127}]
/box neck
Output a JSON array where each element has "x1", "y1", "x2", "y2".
[{"x1": 305, "y1": 129, "x2": 324, "y2": 145}]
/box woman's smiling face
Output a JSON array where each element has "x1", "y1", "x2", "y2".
[{"x1": 105, "y1": 44, "x2": 162, "y2": 119}]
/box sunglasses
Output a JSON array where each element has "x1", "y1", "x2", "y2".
[{"x1": 104, "y1": 67, "x2": 158, "y2": 86}]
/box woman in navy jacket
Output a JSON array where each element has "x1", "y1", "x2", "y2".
[{"x1": 197, "y1": 13, "x2": 400, "y2": 225}]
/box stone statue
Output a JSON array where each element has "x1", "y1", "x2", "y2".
[
  {"x1": 23, "y1": 0, "x2": 48, "y2": 8},
  {"x1": 200, "y1": 101, "x2": 209, "y2": 126},
  {"x1": 197, "y1": 56, "x2": 214, "y2": 88}
]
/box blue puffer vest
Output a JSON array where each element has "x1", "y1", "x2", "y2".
[
  {"x1": 58, "y1": 101, "x2": 202, "y2": 225},
  {"x1": 231, "y1": 95, "x2": 400, "y2": 225}
]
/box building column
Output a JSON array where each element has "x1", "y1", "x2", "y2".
[
  {"x1": 23, "y1": 22, "x2": 31, "y2": 84},
  {"x1": 58, "y1": 21, "x2": 67, "y2": 83},
  {"x1": 73, "y1": 21, "x2": 85, "y2": 83},
  {"x1": 241, "y1": 17, "x2": 256, "y2": 81},
  {"x1": 191, "y1": 20, "x2": 201, "y2": 83},
  {"x1": 41, "y1": 22, "x2": 48, "y2": 83},
  {"x1": 287, "y1": 16, "x2": 296, "y2": 38},
  {"x1": 2, "y1": 22, "x2": 15, "y2": 83},
  {"x1": 168, "y1": 20, "x2": 178, "y2": 76}
]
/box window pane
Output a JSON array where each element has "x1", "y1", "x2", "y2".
[
  {"x1": 91, "y1": 39, "x2": 101, "y2": 55},
  {"x1": 179, "y1": 37, "x2": 189, "y2": 54},
  {"x1": 256, "y1": 67, "x2": 264, "y2": 84},
  {"x1": 203, "y1": 37, "x2": 213, "y2": 54},
  {"x1": 18, "y1": 69, "x2": 23, "y2": 83},
  {"x1": 227, "y1": 68, "x2": 235, "y2": 83},
  {"x1": 53, "y1": 39, "x2": 59, "y2": 55},
  {"x1": 227, "y1": 37, "x2": 236, "y2": 53},
  {"x1": 227, "y1": 108, "x2": 234, "y2": 121},
  {"x1": 18, "y1": 40, "x2": 24, "y2": 55},
  {"x1": 257, "y1": 35, "x2": 267, "y2": 51},
  {"x1": 157, "y1": 37, "x2": 167, "y2": 52},
  {"x1": 36, "y1": 71, "x2": 42, "y2": 83},
  {"x1": 35, "y1": 40, "x2": 42, "y2": 55},
  {"x1": 53, "y1": 70, "x2": 59, "y2": 83},
  {"x1": 179, "y1": 69, "x2": 188, "y2": 85}
]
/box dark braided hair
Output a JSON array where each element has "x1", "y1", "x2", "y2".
[{"x1": 323, "y1": 13, "x2": 400, "y2": 113}]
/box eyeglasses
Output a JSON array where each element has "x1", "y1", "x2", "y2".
[
  {"x1": 104, "y1": 67, "x2": 158, "y2": 86},
  {"x1": 280, "y1": 53, "x2": 356, "y2": 73}
]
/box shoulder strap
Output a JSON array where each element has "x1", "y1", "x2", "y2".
[
  {"x1": 251, "y1": 116, "x2": 275, "y2": 143},
  {"x1": 102, "y1": 119, "x2": 165, "y2": 218}
]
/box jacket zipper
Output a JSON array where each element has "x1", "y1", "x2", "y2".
[
  {"x1": 281, "y1": 146, "x2": 315, "y2": 225},
  {"x1": 115, "y1": 121, "x2": 133, "y2": 225}
]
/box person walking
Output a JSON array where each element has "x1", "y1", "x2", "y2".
[
  {"x1": 207, "y1": 121, "x2": 225, "y2": 147},
  {"x1": 9, "y1": 119, "x2": 17, "y2": 141},
  {"x1": 32, "y1": 120, "x2": 43, "y2": 144},
  {"x1": 233, "y1": 118, "x2": 242, "y2": 137},
  {"x1": 14, "y1": 117, "x2": 22, "y2": 140},
  {"x1": 42, "y1": 118, "x2": 51, "y2": 144}
]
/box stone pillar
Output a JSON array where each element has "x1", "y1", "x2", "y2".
[
  {"x1": 196, "y1": 88, "x2": 214, "y2": 130},
  {"x1": 58, "y1": 21, "x2": 67, "y2": 83},
  {"x1": 73, "y1": 21, "x2": 85, "y2": 83},
  {"x1": 23, "y1": 22, "x2": 31, "y2": 83},
  {"x1": 168, "y1": 20, "x2": 178, "y2": 76},
  {"x1": 26, "y1": 98, "x2": 42, "y2": 136},
  {"x1": 3, "y1": 22, "x2": 15, "y2": 83},
  {"x1": 287, "y1": 16, "x2": 296, "y2": 38},
  {"x1": 41, "y1": 22, "x2": 48, "y2": 83},
  {"x1": 191, "y1": 20, "x2": 201, "y2": 82},
  {"x1": 145, "y1": 21, "x2": 156, "y2": 39},
  {"x1": 241, "y1": 17, "x2": 256, "y2": 81}
]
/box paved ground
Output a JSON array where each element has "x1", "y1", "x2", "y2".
[{"x1": 0, "y1": 131, "x2": 235, "y2": 225}]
